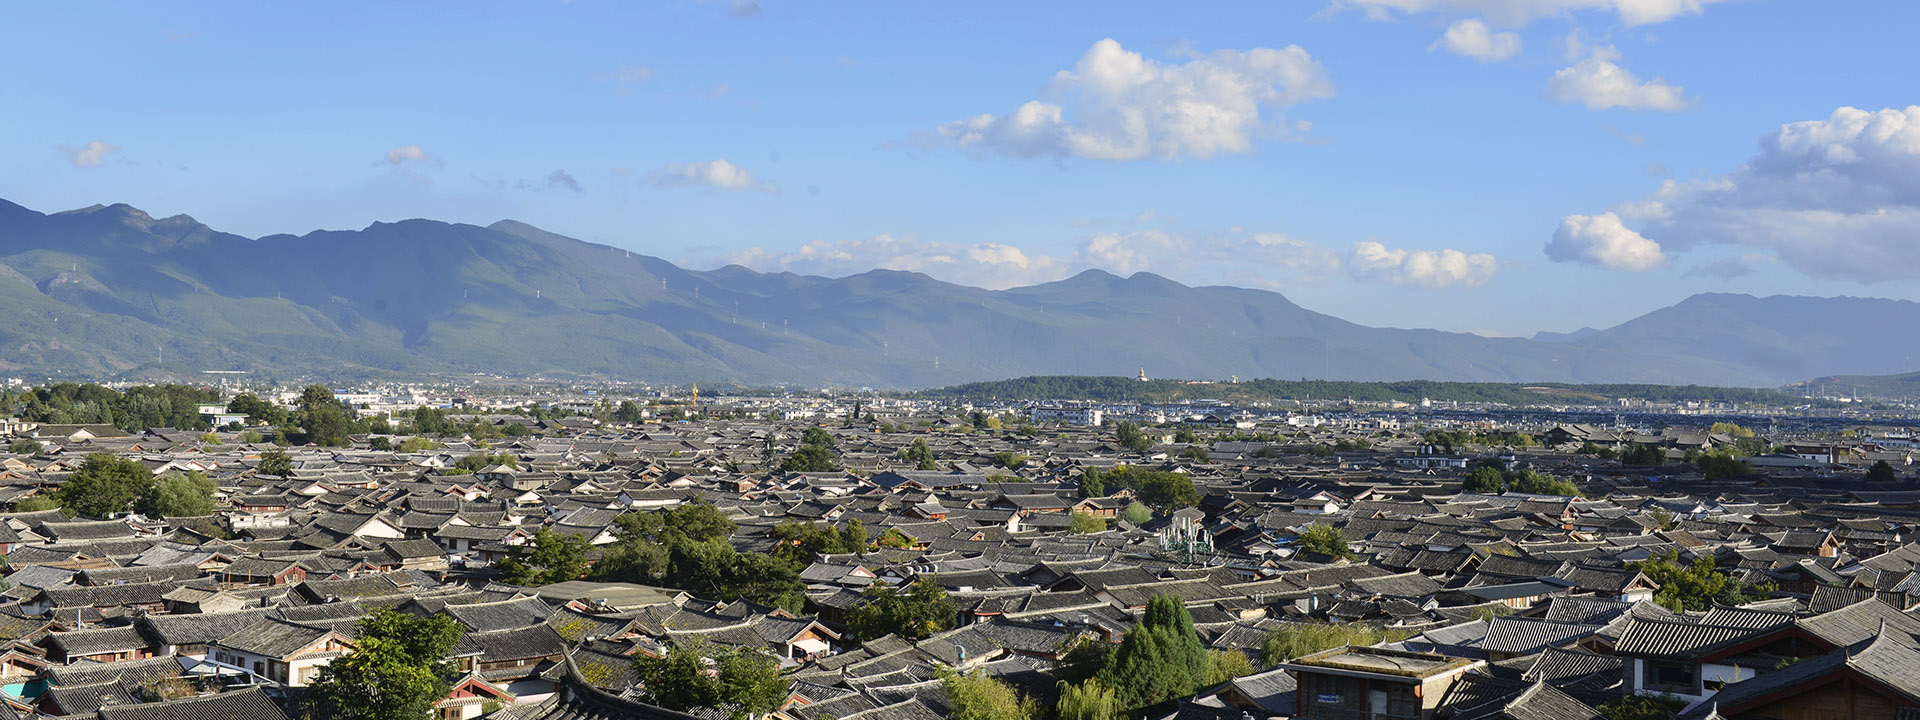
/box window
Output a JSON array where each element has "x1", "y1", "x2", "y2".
[{"x1": 1650, "y1": 661, "x2": 1697, "y2": 691}]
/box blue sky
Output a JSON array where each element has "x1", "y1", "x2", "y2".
[{"x1": 4, "y1": 0, "x2": 1917, "y2": 337}]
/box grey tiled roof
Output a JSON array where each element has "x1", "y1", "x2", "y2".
[{"x1": 95, "y1": 687, "x2": 292, "y2": 720}]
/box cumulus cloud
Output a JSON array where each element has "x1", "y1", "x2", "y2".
[
  {"x1": 64, "y1": 141, "x2": 117, "y2": 168},
  {"x1": 1432, "y1": 19, "x2": 1520, "y2": 61},
  {"x1": 1347, "y1": 241, "x2": 1500, "y2": 288},
  {"x1": 724, "y1": 234, "x2": 1066, "y2": 289},
  {"x1": 1546, "y1": 211, "x2": 1668, "y2": 270},
  {"x1": 726, "y1": 226, "x2": 1498, "y2": 291},
  {"x1": 1329, "y1": 0, "x2": 1727, "y2": 27},
  {"x1": 934, "y1": 38, "x2": 1334, "y2": 161},
  {"x1": 1546, "y1": 47, "x2": 1689, "y2": 111},
  {"x1": 650, "y1": 159, "x2": 778, "y2": 194},
  {"x1": 386, "y1": 145, "x2": 431, "y2": 165},
  {"x1": 1595, "y1": 105, "x2": 1920, "y2": 282}
]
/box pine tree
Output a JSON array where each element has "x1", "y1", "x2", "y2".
[{"x1": 1143, "y1": 596, "x2": 1208, "y2": 692}]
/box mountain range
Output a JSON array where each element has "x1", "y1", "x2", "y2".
[{"x1": 0, "y1": 198, "x2": 1915, "y2": 388}]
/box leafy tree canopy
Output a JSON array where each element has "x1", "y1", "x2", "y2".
[
  {"x1": 309, "y1": 609, "x2": 463, "y2": 720},
  {"x1": 849, "y1": 577, "x2": 955, "y2": 641},
  {"x1": 57, "y1": 453, "x2": 154, "y2": 519}
]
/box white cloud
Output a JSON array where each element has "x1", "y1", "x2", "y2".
[
  {"x1": 1330, "y1": 0, "x2": 1727, "y2": 27},
  {"x1": 1546, "y1": 211, "x2": 1667, "y2": 270},
  {"x1": 1545, "y1": 47, "x2": 1689, "y2": 111},
  {"x1": 1077, "y1": 230, "x2": 1192, "y2": 274},
  {"x1": 64, "y1": 141, "x2": 117, "y2": 168},
  {"x1": 1609, "y1": 105, "x2": 1920, "y2": 282},
  {"x1": 1250, "y1": 233, "x2": 1345, "y2": 273},
  {"x1": 650, "y1": 159, "x2": 778, "y2": 194},
  {"x1": 386, "y1": 145, "x2": 430, "y2": 165},
  {"x1": 935, "y1": 38, "x2": 1334, "y2": 161},
  {"x1": 726, "y1": 227, "x2": 1499, "y2": 292},
  {"x1": 1432, "y1": 19, "x2": 1521, "y2": 61},
  {"x1": 1347, "y1": 241, "x2": 1499, "y2": 288},
  {"x1": 723, "y1": 234, "x2": 1066, "y2": 289}
]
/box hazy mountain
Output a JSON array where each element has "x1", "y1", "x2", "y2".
[{"x1": 0, "y1": 198, "x2": 1914, "y2": 388}]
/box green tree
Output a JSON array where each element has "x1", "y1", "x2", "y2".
[
  {"x1": 1114, "y1": 421, "x2": 1152, "y2": 453},
  {"x1": 901, "y1": 438, "x2": 939, "y2": 470},
  {"x1": 57, "y1": 453, "x2": 155, "y2": 519},
  {"x1": 1507, "y1": 469, "x2": 1583, "y2": 497},
  {"x1": 1867, "y1": 460, "x2": 1898, "y2": 483},
  {"x1": 14, "y1": 495, "x2": 59, "y2": 512},
  {"x1": 614, "y1": 400, "x2": 645, "y2": 424},
  {"x1": 778, "y1": 444, "x2": 838, "y2": 473},
  {"x1": 1056, "y1": 678, "x2": 1122, "y2": 720},
  {"x1": 137, "y1": 470, "x2": 218, "y2": 518},
  {"x1": 1697, "y1": 452, "x2": 1752, "y2": 480},
  {"x1": 397, "y1": 437, "x2": 436, "y2": 453},
  {"x1": 309, "y1": 609, "x2": 463, "y2": 720},
  {"x1": 1119, "y1": 502, "x2": 1152, "y2": 526},
  {"x1": 629, "y1": 639, "x2": 788, "y2": 720},
  {"x1": 1070, "y1": 511, "x2": 1107, "y2": 534},
  {"x1": 1145, "y1": 596, "x2": 1208, "y2": 685},
  {"x1": 991, "y1": 451, "x2": 1030, "y2": 470},
  {"x1": 849, "y1": 577, "x2": 955, "y2": 641},
  {"x1": 499, "y1": 528, "x2": 590, "y2": 586},
  {"x1": 367, "y1": 436, "x2": 392, "y2": 451},
  {"x1": 257, "y1": 448, "x2": 294, "y2": 477},
  {"x1": 877, "y1": 527, "x2": 914, "y2": 549},
  {"x1": 660, "y1": 538, "x2": 805, "y2": 613},
  {"x1": 800, "y1": 427, "x2": 837, "y2": 450},
  {"x1": 944, "y1": 669, "x2": 1039, "y2": 720},
  {"x1": 1630, "y1": 550, "x2": 1773, "y2": 612},
  {"x1": 1079, "y1": 468, "x2": 1106, "y2": 498},
  {"x1": 715, "y1": 647, "x2": 788, "y2": 719},
  {"x1": 1259, "y1": 623, "x2": 1410, "y2": 666},
  {"x1": 412, "y1": 407, "x2": 453, "y2": 435},
  {"x1": 1100, "y1": 624, "x2": 1177, "y2": 709},
  {"x1": 1173, "y1": 427, "x2": 1200, "y2": 444},
  {"x1": 1463, "y1": 466, "x2": 1506, "y2": 493},
  {"x1": 226, "y1": 392, "x2": 280, "y2": 424},
  {"x1": 1136, "y1": 470, "x2": 1199, "y2": 509},
  {"x1": 1053, "y1": 637, "x2": 1112, "y2": 686},
  {"x1": 1203, "y1": 649, "x2": 1256, "y2": 685},
  {"x1": 8, "y1": 438, "x2": 41, "y2": 455},
  {"x1": 1621, "y1": 444, "x2": 1666, "y2": 466},
  {"x1": 1296, "y1": 523, "x2": 1352, "y2": 559},
  {"x1": 633, "y1": 639, "x2": 719, "y2": 712},
  {"x1": 1710, "y1": 422, "x2": 1755, "y2": 438},
  {"x1": 297, "y1": 384, "x2": 357, "y2": 447}
]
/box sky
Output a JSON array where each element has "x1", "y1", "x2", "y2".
[{"x1": 3, "y1": 0, "x2": 1917, "y2": 338}]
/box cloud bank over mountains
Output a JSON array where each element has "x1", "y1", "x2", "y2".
[{"x1": 1549, "y1": 105, "x2": 1920, "y2": 283}]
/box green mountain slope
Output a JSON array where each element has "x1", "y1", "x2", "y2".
[{"x1": 0, "y1": 198, "x2": 1914, "y2": 387}]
